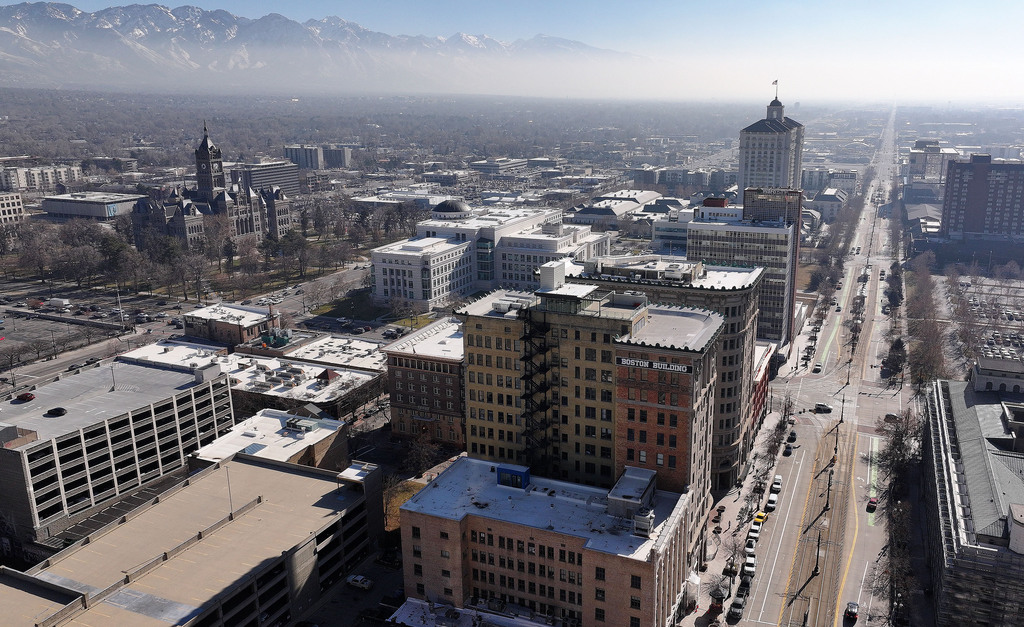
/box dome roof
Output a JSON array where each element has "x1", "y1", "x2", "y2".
[
  {"x1": 433, "y1": 199, "x2": 471, "y2": 213},
  {"x1": 769, "y1": 98, "x2": 783, "y2": 107}
]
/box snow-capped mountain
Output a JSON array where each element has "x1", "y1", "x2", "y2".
[{"x1": 0, "y1": 2, "x2": 638, "y2": 95}]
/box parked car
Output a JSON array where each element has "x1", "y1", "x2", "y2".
[
  {"x1": 814, "y1": 403, "x2": 834, "y2": 413},
  {"x1": 345, "y1": 574, "x2": 374, "y2": 590},
  {"x1": 156, "y1": 300, "x2": 168, "y2": 306},
  {"x1": 16, "y1": 392, "x2": 35, "y2": 402},
  {"x1": 867, "y1": 497, "x2": 878, "y2": 512},
  {"x1": 787, "y1": 430, "x2": 797, "y2": 443},
  {"x1": 742, "y1": 556, "x2": 757, "y2": 577},
  {"x1": 85, "y1": 357, "x2": 100, "y2": 364},
  {"x1": 766, "y1": 493, "x2": 779, "y2": 512},
  {"x1": 783, "y1": 444, "x2": 793, "y2": 456},
  {"x1": 812, "y1": 363, "x2": 823, "y2": 373},
  {"x1": 744, "y1": 538, "x2": 756, "y2": 555},
  {"x1": 727, "y1": 596, "x2": 747, "y2": 620},
  {"x1": 771, "y1": 475, "x2": 783, "y2": 493},
  {"x1": 349, "y1": 327, "x2": 364, "y2": 335},
  {"x1": 156, "y1": 312, "x2": 169, "y2": 318},
  {"x1": 48, "y1": 407, "x2": 67, "y2": 416},
  {"x1": 753, "y1": 511, "x2": 768, "y2": 524},
  {"x1": 66, "y1": 364, "x2": 82, "y2": 371}
]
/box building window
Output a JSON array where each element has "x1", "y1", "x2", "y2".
[
  {"x1": 442, "y1": 569, "x2": 451, "y2": 578},
  {"x1": 443, "y1": 587, "x2": 453, "y2": 596},
  {"x1": 441, "y1": 550, "x2": 450, "y2": 558},
  {"x1": 595, "y1": 588, "x2": 605, "y2": 601},
  {"x1": 631, "y1": 575, "x2": 642, "y2": 589},
  {"x1": 595, "y1": 608, "x2": 606, "y2": 622},
  {"x1": 416, "y1": 583, "x2": 425, "y2": 595},
  {"x1": 440, "y1": 531, "x2": 449, "y2": 539},
  {"x1": 412, "y1": 526, "x2": 421, "y2": 539},
  {"x1": 630, "y1": 618, "x2": 641, "y2": 627},
  {"x1": 595, "y1": 567, "x2": 606, "y2": 581},
  {"x1": 631, "y1": 596, "x2": 641, "y2": 609},
  {"x1": 414, "y1": 564, "x2": 423, "y2": 575}
]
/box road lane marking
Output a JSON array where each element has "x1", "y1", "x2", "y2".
[{"x1": 833, "y1": 431, "x2": 861, "y2": 626}]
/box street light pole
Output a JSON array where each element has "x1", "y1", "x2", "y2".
[
  {"x1": 812, "y1": 530, "x2": 821, "y2": 576},
  {"x1": 824, "y1": 470, "x2": 833, "y2": 512}
]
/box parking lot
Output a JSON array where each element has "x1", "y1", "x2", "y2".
[{"x1": 0, "y1": 287, "x2": 211, "y2": 369}]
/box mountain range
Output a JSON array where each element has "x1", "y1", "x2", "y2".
[{"x1": 0, "y1": 2, "x2": 641, "y2": 96}]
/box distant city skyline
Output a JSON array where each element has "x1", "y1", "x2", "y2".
[{"x1": 1, "y1": 0, "x2": 1023, "y2": 103}]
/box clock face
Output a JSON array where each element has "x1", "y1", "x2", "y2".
[{"x1": 200, "y1": 163, "x2": 208, "y2": 171}]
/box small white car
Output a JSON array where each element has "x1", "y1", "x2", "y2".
[
  {"x1": 743, "y1": 555, "x2": 757, "y2": 577},
  {"x1": 766, "y1": 493, "x2": 779, "y2": 512},
  {"x1": 345, "y1": 574, "x2": 374, "y2": 590},
  {"x1": 744, "y1": 538, "x2": 756, "y2": 555},
  {"x1": 771, "y1": 475, "x2": 783, "y2": 493}
]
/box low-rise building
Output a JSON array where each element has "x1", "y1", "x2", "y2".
[
  {"x1": 40, "y1": 191, "x2": 146, "y2": 222},
  {"x1": 123, "y1": 339, "x2": 382, "y2": 421},
  {"x1": 182, "y1": 303, "x2": 279, "y2": 345},
  {"x1": 1, "y1": 456, "x2": 382, "y2": 627},
  {"x1": 194, "y1": 408, "x2": 350, "y2": 469},
  {"x1": 401, "y1": 458, "x2": 697, "y2": 627}
]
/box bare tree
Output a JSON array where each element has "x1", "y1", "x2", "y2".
[{"x1": 381, "y1": 472, "x2": 405, "y2": 532}]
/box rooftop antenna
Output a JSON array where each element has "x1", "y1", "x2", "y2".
[{"x1": 773, "y1": 79, "x2": 779, "y2": 100}]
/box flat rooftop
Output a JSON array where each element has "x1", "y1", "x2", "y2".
[
  {"x1": 0, "y1": 571, "x2": 80, "y2": 627},
  {"x1": 22, "y1": 457, "x2": 365, "y2": 625},
  {"x1": 194, "y1": 409, "x2": 342, "y2": 463},
  {"x1": 573, "y1": 255, "x2": 763, "y2": 290},
  {"x1": 42, "y1": 192, "x2": 145, "y2": 203},
  {"x1": 389, "y1": 598, "x2": 557, "y2": 627},
  {"x1": 457, "y1": 290, "x2": 536, "y2": 319},
  {"x1": 284, "y1": 335, "x2": 387, "y2": 372},
  {"x1": 1, "y1": 362, "x2": 206, "y2": 449},
  {"x1": 382, "y1": 318, "x2": 463, "y2": 361},
  {"x1": 624, "y1": 305, "x2": 724, "y2": 353},
  {"x1": 402, "y1": 457, "x2": 685, "y2": 560},
  {"x1": 183, "y1": 303, "x2": 272, "y2": 327},
  {"x1": 122, "y1": 341, "x2": 375, "y2": 403}
]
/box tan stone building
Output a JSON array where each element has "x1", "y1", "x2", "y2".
[
  {"x1": 401, "y1": 457, "x2": 696, "y2": 627},
  {"x1": 458, "y1": 260, "x2": 722, "y2": 495},
  {"x1": 570, "y1": 256, "x2": 762, "y2": 491}
]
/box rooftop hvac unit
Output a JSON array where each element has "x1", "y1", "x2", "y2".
[
  {"x1": 493, "y1": 301, "x2": 511, "y2": 313},
  {"x1": 633, "y1": 507, "x2": 655, "y2": 538}
]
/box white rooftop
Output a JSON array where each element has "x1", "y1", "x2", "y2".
[
  {"x1": 382, "y1": 318, "x2": 463, "y2": 361},
  {"x1": 195, "y1": 409, "x2": 342, "y2": 463},
  {"x1": 457, "y1": 290, "x2": 536, "y2": 318},
  {"x1": 574, "y1": 255, "x2": 763, "y2": 290},
  {"x1": 402, "y1": 457, "x2": 686, "y2": 560},
  {"x1": 284, "y1": 335, "x2": 387, "y2": 372},
  {"x1": 389, "y1": 598, "x2": 554, "y2": 627},
  {"x1": 121, "y1": 340, "x2": 375, "y2": 403},
  {"x1": 184, "y1": 303, "x2": 272, "y2": 326}
]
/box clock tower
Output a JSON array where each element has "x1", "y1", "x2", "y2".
[{"x1": 194, "y1": 122, "x2": 225, "y2": 200}]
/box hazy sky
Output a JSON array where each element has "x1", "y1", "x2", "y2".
[{"x1": 4, "y1": 0, "x2": 1024, "y2": 103}]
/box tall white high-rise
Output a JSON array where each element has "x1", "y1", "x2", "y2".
[{"x1": 737, "y1": 97, "x2": 804, "y2": 193}]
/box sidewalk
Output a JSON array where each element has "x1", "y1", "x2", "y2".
[{"x1": 679, "y1": 410, "x2": 788, "y2": 626}]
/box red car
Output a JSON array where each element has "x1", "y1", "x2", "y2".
[{"x1": 16, "y1": 392, "x2": 35, "y2": 402}]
